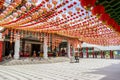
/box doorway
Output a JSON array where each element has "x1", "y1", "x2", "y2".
[
  {"x1": 4, "y1": 41, "x2": 14, "y2": 56},
  {"x1": 31, "y1": 44, "x2": 40, "y2": 56}
]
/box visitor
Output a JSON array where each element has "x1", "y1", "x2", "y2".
[
  {"x1": 39, "y1": 52, "x2": 43, "y2": 57},
  {"x1": 53, "y1": 51, "x2": 56, "y2": 57},
  {"x1": 61, "y1": 49, "x2": 65, "y2": 56},
  {"x1": 7, "y1": 50, "x2": 13, "y2": 59},
  {"x1": 75, "y1": 52, "x2": 79, "y2": 63},
  {"x1": 33, "y1": 51, "x2": 36, "y2": 57},
  {"x1": 53, "y1": 47, "x2": 57, "y2": 57}
]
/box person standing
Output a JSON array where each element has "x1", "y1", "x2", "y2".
[
  {"x1": 7, "y1": 50, "x2": 13, "y2": 59},
  {"x1": 75, "y1": 52, "x2": 79, "y2": 63},
  {"x1": 33, "y1": 51, "x2": 36, "y2": 57}
]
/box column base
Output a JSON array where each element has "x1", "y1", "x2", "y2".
[
  {"x1": 43, "y1": 57, "x2": 48, "y2": 60},
  {"x1": 14, "y1": 55, "x2": 20, "y2": 60}
]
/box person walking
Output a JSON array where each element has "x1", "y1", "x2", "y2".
[
  {"x1": 7, "y1": 50, "x2": 13, "y2": 59},
  {"x1": 75, "y1": 52, "x2": 79, "y2": 63}
]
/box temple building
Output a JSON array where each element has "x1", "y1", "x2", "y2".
[{"x1": 0, "y1": 0, "x2": 120, "y2": 61}]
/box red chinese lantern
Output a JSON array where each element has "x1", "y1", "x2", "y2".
[
  {"x1": 65, "y1": 0, "x2": 69, "y2": 3},
  {"x1": 13, "y1": 12, "x2": 18, "y2": 17},
  {"x1": 0, "y1": 0, "x2": 5, "y2": 8},
  {"x1": 106, "y1": 18, "x2": 116, "y2": 27},
  {"x1": 45, "y1": 0, "x2": 49, "y2": 2},
  {"x1": 42, "y1": 7, "x2": 47, "y2": 12},
  {"x1": 17, "y1": 10, "x2": 22, "y2": 15},
  {"x1": 11, "y1": 3, "x2": 18, "y2": 7},
  {"x1": 99, "y1": 13, "x2": 110, "y2": 22},
  {"x1": 32, "y1": 12, "x2": 39, "y2": 19},
  {"x1": 114, "y1": 22, "x2": 119, "y2": 31},
  {"x1": 62, "y1": 14, "x2": 66, "y2": 18},
  {"x1": 21, "y1": 6, "x2": 26, "y2": 12},
  {"x1": 92, "y1": 5, "x2": 105, "y2": 16},
  {"x1": 47, "y1": 3, "x2": 52, "y2": 9},
  {"x1": 38, "y1": 9, "x2": 43, "y2": 14},
  {"x1": 7, "y1": 5, "x2": 14, "y2": 11},
  {"x1": 52, "y1": 0, "x2": 58, "y2": 6},
  {"x1": 56, "y1": 17, "x2": 60, "y2": 21},
  {"x1": 68, "y1": 11, "x2": 73, "y2": 15},
  {"x1": 63, "y1": 8, "x2": 66, "y2": 11},
  {"x1": 32, "y1": 0, "x2": 38, "y2": 3},
  {"x1": 118, "y1": 26, "x2": 120, "y2": 32},
  {"x1": 14, "y1": 0, "x2": 22, "y2": 4},
  {"x1": 25, "y1": 2, "x2": 31, "y2": 9},
  {"x1": 73, "y1": 2, "x2": 77, "y2": 5},
  {"x1": 3, "y1": 11, "x2": 7, "y2": 15},
  {"x1": 9, "y1": 15, "x2": 14, "y2": 19},
  {"x1": 76, "y1": 7, "x2": 80, "y2": 12},
  {"x1": 0, "y1": 13, "x2": 5, "y2": 19},
  {"x1": 80, "y1": 0, "x2": 96, "y2": 9}
]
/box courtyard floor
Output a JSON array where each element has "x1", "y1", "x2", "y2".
[{"x1": 0, "y1": 58, "x2": 120, "y2": 80}]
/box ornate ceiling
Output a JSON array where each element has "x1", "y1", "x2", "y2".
[{"x1": 0, "y1": 0, "x2": 120, "y2": 46}]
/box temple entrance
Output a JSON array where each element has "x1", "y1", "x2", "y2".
[
  {"x1": 59, "y1": 42, "x2": 67, "y2": 56},
  {"x1": 4, "y1": 41, "x2": 14, "y2": 57},
  {"x1": 31, "y1": 44, "x2": 40, "y2": 57}
]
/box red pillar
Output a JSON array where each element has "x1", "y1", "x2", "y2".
[
  {"x1": 110, "y1": 50, "x2": 111, "y2": 59},
  {"x1": 95, "y1": 52, "x2": 97, "y2": 58},
  {"x1": 110, "y1": 50, "x2": 114, "y2": 59},
  {"x1": 86, "y1": 47, "x2": 89, "y2": 58},
  {"x1": 80, "y1": 48, "x2": 83, "y2": 58},
  {"x1": 0, "y1": 41, "x2": 3, "y2": 61},
  {"x1": 112, "y1": 51, "x2": 114, "y2": 58},
  {"x1": 92, "y1": 47, "x2": 94, "y2": 58},
  {"x1": 82, "y1": 48, "x2": 83, "y2": 58},
  {"x1": 100, "y1": 51, "x2": 103, "y2": 58}
]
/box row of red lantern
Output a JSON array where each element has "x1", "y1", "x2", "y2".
[
  {"x1": 34, "y1": 10, "x2": 95, "y2": 31},
  {"x1": 16, "y1": 12, "x2": 57, "y2": 28},
  {"x1": 1, "y1": 0, "x2": 82, "y2": 33},
  {"x1": 3, "y1": 28, "x2": 119, "y2": 46},
  {"x1": 0, "y1": 2, "x2": 33, "y2": 25},
  {"x1": 14, "y1": 0, "x2": 37, "y2": 5},
  {"x1": 80, "y1": 0, "x2": 120, "y2": 45},
  {"x1": 80, "y1": 0, "x2": 96, "y2": 10},
  {"x1": 91, "y1": 5, "x2": 120, "y2": 33},
  {"x1": 2, "y1": 29, "x2": 54, "y2": 43},
  {"x1": 62, "y1": 29, "x2": 117, "y2": 42},
  {"x1": 17, "y1": 0, "x2": 74, "y2": 28},
  {"x1": 38, "y1": 21, "x2": 97, "y2": 37},
  {"x1": 84, "y1": 34, "x2": 117, "y2": 39},
  {"x1": 15, "y1": 1, "x2": 71, "y2": 28},
  {"x1": 0, "y1": 1, "x2": 21, "y2": 21},
  {"x1": 56, "y1": 14, "x2": 97, "y2": 29},
  {"x1": 86, "y1": 36, "x2": 120, "y2": 43},
  {"x1": 0, "y1": 0, "x2": 119, "y2": 45},
  {"x1": 0, "y1": 0, "x2": 5, "y2": 8},
  {"x1": 56, "y1": 16, "x2": 97, "y2": 31},
  {"x1": 37, "y1": 1, "x2": 79, "y2": 27},
  {"x1": 87, "y1": 33, "x2": 117, "y2": 38},
  {"x1": 1, "y1": 0, "x2": 59, "y2": 26},
  {"x1": 0, "y1": 0, "x2": 68, "y2": 28},
  {"x1": 0, "y1": 0, "x2": 46, "y2": 26},
  {"x1": 91, "y1": 40, "x2": 120, "y2": 46},
  {"x1": 55, "y1": 30, "x2": 118, "y2": 44}
]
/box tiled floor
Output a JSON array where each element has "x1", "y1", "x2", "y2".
[
  {"x1": 0, "y1": 58, "x2": 120, "y2": 80},
  {"x1": 1, "y1": 57, "x2": 70, "y2": 66}
]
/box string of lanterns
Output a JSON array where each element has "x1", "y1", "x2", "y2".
[{"x1": 0, "y1": 0, "x2": 120, "y2": 46}]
